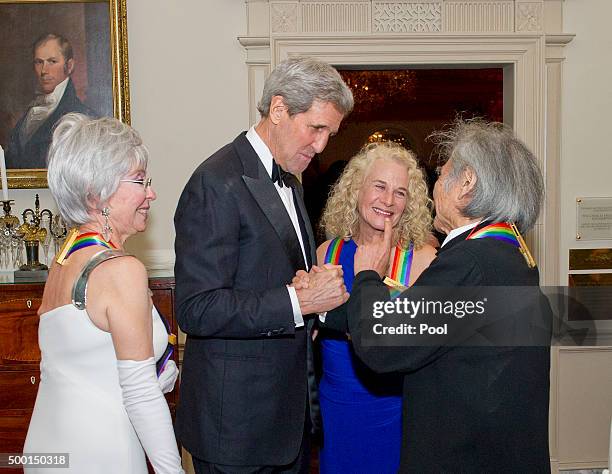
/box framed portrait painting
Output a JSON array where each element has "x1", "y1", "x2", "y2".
[{"x1": 0, "y1": 0, "x2": 130, "y2": 188}]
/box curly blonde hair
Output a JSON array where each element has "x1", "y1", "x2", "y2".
[{"x1": 320, "y1": 141, "x2": 432, "y2": 249}]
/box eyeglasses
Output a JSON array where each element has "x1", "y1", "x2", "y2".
[{"x1": 120, "y1": 177, "x2": 152, "y2": 189}]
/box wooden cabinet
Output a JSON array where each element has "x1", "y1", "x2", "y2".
[
  {"x1": 0, "y1": 277, "x2": 178, "y2": 474},
  {"x1": 0, "y1": 283, "x2": 43, "y2": 466}
]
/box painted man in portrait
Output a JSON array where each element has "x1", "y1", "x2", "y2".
[{"x1": 5, "y1": 33, "x2": 96, "y2": 169}]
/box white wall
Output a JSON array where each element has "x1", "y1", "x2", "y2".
[
  {"x1": 125, "y1": 0, "x2": 249, "y2": 264},
  {"x1": 561, "y1": 0, "x2": 612, "y2": 278}
]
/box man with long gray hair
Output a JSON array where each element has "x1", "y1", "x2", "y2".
[
  {"x1": 175, "y1": 57, "x2": 353, "y2": 473},
  {"x1": 325, "y1": 119, "x2": 552, "y2": 472}
]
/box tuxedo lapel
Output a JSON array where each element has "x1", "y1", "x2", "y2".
[
  {"x1": 286, "y1": 174, "x2": 315, "y2": 268},
  {"x1": 234, "y1": 134, "x2": 307, "y2": 272}
]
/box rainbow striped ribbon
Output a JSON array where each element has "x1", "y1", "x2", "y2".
[
  {"x1": 466, "y1": 222, "x2": 519, "y2": 246},
  {"x1": 324, "y1": 238, "x2": 345, "y2": 265},
  {"x1": 386, "y1": 244, "x2": 413, "y2": 298},
  {"x1": 389, "y1": 244, "x2": 414, "y2": 286},
  {"x1": 64, "y1": 232, "x2": 117, "y2": 259}
]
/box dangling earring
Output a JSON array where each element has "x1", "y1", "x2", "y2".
[{"x1": 101, "y1": 207, "x2": 112, "y2": 241}]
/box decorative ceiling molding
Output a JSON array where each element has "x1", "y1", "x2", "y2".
[
  {"x1": 271, "y1": 3, "x2": 299, "y2": 33},
  {"x1": 237, "y1": 36, "x2": 271, "y2": 47},
  {"x1": 445, "y1": 1, "x2": 513, "y2": 32},
  {"x1": 545, "y1": 34, "x2": 576, "y2": 46},
  {"x1": 373, "y1": 2, "x2": 442, "y2": 33},
  {"x1": 515, "y1": 2, "x2": 543, "y2": 32},
  {"x1": 302, "y1": 2, "x2": 370, "y2": 33},
  {"x1": 258, "y1": 0, "x2": 548, "y2": 35}
]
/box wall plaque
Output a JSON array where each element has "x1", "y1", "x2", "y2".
[
  {"x1": 576, "y1": 197, "x2": 612, "y2": 240},
  {"x1": 569, "y1": 248, "x2": 612, "y2": 270}
]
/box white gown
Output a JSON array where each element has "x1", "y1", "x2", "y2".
[{"x1": 24, "y1": 304, "x2": 169, "y2": 473}]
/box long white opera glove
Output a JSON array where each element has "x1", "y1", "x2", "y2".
[
  {"x1": 117, "y1": 357, "x2": 184, "y2": 474},
  {"x1": 158, "y1": 360, "x2": 179, "y2": 394}
]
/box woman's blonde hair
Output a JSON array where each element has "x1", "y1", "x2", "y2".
[{"x1": 320, "y1": 141, "x2": 432, "y2": 249}]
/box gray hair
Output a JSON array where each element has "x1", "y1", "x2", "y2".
[
  {"x1": 257, "y1": 57, "x2": 353, "y2": 117},
  {"x1": 432, "y1": 119, "x2": 544, "y2": 233},
  {"x1": 47, "y1": 113, "x2": 149, "y2": 227}
]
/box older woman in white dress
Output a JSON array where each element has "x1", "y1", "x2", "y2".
[{"x1": 24, "y1": 113, "x2": 183, "y2": 473}]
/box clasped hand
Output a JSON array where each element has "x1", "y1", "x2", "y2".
[{"x1": 291, "y1": 264, "x2": 349, "y2": 314}]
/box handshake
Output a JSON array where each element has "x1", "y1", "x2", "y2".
[{"x1": 290, "y1": 264, "x2": 349, "y2": 315}]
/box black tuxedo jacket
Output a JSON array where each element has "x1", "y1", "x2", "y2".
[
  {"x1": 174, "y1": 133, "x2": 318, "y2": 466},
  {"x1": 6, "y1": 79, "x2": 95, "y2": 169},
  {"x1": 326, "y1": 224, "x2": 551, "y2": 473}
]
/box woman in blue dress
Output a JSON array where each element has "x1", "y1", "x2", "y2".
[{"x1": 316, "y1": 141, "x2": 437, "y2": 473}]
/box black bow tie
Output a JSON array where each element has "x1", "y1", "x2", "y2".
[{"x1": 271, "y1": 160, "x2": 292, "y2": 188}]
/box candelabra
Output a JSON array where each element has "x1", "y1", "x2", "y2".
[
  {"x1": 17, "y1": 194, "x2": 53, "y2": 273},
  {"x1": 50, "y1": 214, "x2": 68, "y2": 255},
  {"x1": 1, "y1": 195, "x2": 67, "y2": 280},
  {"x1": 0, "y1": 200, "x2": 22, "y2": 272}
]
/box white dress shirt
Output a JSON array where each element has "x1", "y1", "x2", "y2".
[
  {"x1": 441, "y1": 221, "x2": 481, "y2": 248},
  {"x1": 246, "y1": 126, "x2": 307, "y2": 327},
  {"x1": 22, "y1": 77, "x2": 70, "y2": 143}
]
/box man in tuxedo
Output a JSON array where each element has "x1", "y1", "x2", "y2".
[
  {"x1": 174, "y1": 57, "x2": 353, "y2": 473},
  {"x1": 325, "y1": 120, "x2": 552, "y2": 472},
  {"x1": 6, "y1": 33, "x2": 96, "y2": 169}
]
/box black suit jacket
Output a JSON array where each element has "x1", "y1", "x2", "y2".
[
  {"x1": 6, "y1": 79, "x2": 96, "y2": 169},
  {"x1": 174, "y1": 133, "x2": 318, "y2": 466},
  {"x1": 326, "y1": 224, "x2": 551, "y2": 473}
]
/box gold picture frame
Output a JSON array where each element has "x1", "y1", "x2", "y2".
[{"x1": 0, "y1": 0, "x2": 130, "y2": 188}]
